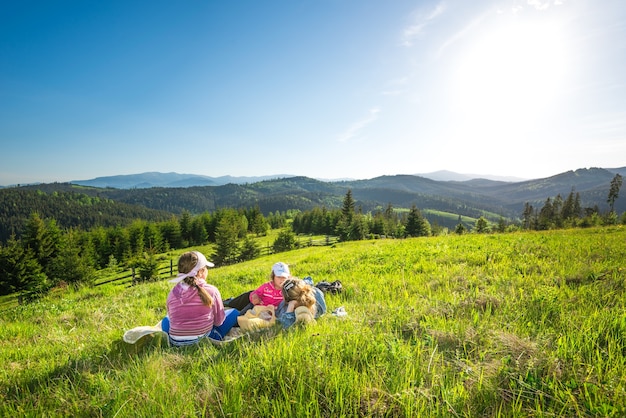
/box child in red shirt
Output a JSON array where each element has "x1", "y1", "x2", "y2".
[
  {"x1": 249, "y1": 262, "x2": 290, "y2": 307},
  {"x1": 224, "y1": 262, "x2": 291, "y2": 313}
]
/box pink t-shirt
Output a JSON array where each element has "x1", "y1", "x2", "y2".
[
  {"x1": 250, "y1": 281, "x2": 283, "y2": 307},
  {"x1": 166, "y1": 280, "x2": 225, "y2": 337}
]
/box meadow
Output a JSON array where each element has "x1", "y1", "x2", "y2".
[{"x1": 1, "y1": 227, "x2": 625, "y2": 417}]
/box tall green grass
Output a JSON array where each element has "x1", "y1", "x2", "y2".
[{"x1": 1, "y1": 227, "x2": 625, "y2": 417}]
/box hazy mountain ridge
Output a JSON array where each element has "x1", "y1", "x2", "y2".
[
  {"x1": 68, "y1": 172, "x2": 297, "y2": 189},
  {"x1": 68, "y1": 170, "x2": 526, "y2": 189},
  {"x1": 415, "y1": 170, "x2": 527, "y2": 182},
  {"x1": 4, "y1": 167, "x2": 622, "y2": 189}
]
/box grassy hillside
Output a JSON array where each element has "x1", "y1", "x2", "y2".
[{"x1": 1, "y1": 227, "x2": 625, "y2": 416}]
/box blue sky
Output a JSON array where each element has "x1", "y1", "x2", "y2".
[{"x1": 1, "y1": 0, "x2": 625, "y2": 185}]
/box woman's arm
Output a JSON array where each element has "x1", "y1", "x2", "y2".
[
  {"x1": 285, "y1": 300, "x2": 298, "y2": 313},
  {"x1": 276, "y1": 300, "x2": 298, "y2": 328},
  {"x1": 313, "y1": 288, "x2": 327, "y2": 317}
]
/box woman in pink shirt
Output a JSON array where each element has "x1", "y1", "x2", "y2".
[{"x1": 161, "y1": 251, "x2": 238, "y2": 346}]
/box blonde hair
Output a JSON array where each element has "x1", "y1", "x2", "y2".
[
  {"x1": 282, "y1": 278, "x2": 316, "y2": 315},
  {"x1": 178, "y1": 251, "x2": 213, "y2": 308}
]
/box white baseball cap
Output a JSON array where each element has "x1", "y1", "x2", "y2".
[{"x1": 272, "y1": 262, "x2": 290, "y2": 278}]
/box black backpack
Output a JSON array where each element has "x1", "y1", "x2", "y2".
[{"x1": 315, "y1": 280, "x2": 343, "y2": 294}]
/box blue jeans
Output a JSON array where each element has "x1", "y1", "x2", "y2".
[
  {"x1": 161, "y1": 308, "x2": 240, "y2": 342},
  {"x1": 208, "y1": 308, "x2": 239, "y2": 340}
]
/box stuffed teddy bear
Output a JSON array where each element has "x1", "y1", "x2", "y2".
[
  {"x1": 237, "y1": 305, "x2": 276, "y2": 331},
  {"x1": 294, "y1": 306, "x2": 316, "y2": 324}
]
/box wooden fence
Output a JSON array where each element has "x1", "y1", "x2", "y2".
[
  {"x1": 0, "y1": 263, "x2": 175, "y2": 310},
  {"x1": 259, "y1": 235, "x2": 339, "y2": 256},
  {"x1": 94, "y1": 260, "x2": 175, "y2": 287},
  {"x1": 96, "y1": 235, "x2": 339, "y2": 287}
]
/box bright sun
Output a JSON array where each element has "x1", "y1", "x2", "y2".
[{"x1": 449, "y1": 15, "x2": 570, "y2": 133}]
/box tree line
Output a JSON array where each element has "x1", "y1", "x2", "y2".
[
  {"x1": 292, "y1": 190, "x2": 433, "y2": 239},
  {"x1": 0, "y1": 206, "x2": 289, "y2": 297},
  {"x1": 520, "y1": 174, "x2": 624, "y2": 230},
  {"x1": 0, "y1": 190, "x2": 434, "y2": 298}
]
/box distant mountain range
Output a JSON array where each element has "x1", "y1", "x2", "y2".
[
  {"x1": 65, "y1": 170, "x2": 527, "y2": 189},
  {"x1": 414, "y1": 170, "x2": 527, "y2": 182},
  {"x1": 69, "y1": 172, "x2": 296, "y2": 189},
  {"x1": 7, "y1": 165, "x2": 626, "y2": 210}
]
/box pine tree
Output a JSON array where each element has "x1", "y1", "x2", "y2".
[
  {"x1": 179, "y1": 210, "x2": 192, "y2": 247},
  {"x1": 384, "y1": 203, "x2": 398, "y2": 237},
  {"x1": 128, "y1": 220, "x2": 145, "y2": 256},
  {"x1": 189, "y1": 217, "x2": 209, "y2": 245},
  {"x1": 552, "y1": 194, "x2": 564, "y2": 228},
  {"x1": 108, "y1": 226, "x2": 132, "y2": 263},
  {"x1": 240, "y1": 236, "x2": 261, "y2": 261},
  {"x1": 137, "y1": 250, "x2": 160, "y2": 282},
  {"x1": 48, "y1": 230, "x2": 95, "y2": 286},
  {"x1": 370, "y1": 211, "x2": 385, "y2": 235},
  {"x1": 21, "y1": 213, "x2": 61, "y2": 276},
  {"x1": 562, "y1": 188, "x2": 577, "y2": 220},
  {"x1": 474, "y1": 216, "x2": 490, "y2": 233},
  {"x1": 496, "y1": 217, "x2": 507, "y2": 233},
  {"x1": 341, "y1": 190, "x2": 355, "y2": 224},
  {"x1": 522, "y1": 202, "x2": 534, "y2": 230},
  {"x1": 573, "y1": 192, "x2": 582, "y2": 220},
  {"x1": 608, "y1": 173, "x2": 623, "y2": 214},
  {"x1": 214, "y1": 211, "x2": 240, "y2": 265},
  {"x1": 538, "y1": 197, "x2": 555, "y2": 230},
  {"x1": 0, "y1": 236, "x2": 48, "y2": 296},
  {"x1": 250, "y1": 213, "x2": 269, "y2": 236},
  {"x1": 272, "y1": 229, "x2": 297, "y2": 253},
  {"x1": 350, "y1": 208, "x2": 369, "y2": 240},
  {"x1": 160, "y1": 217, "x2": 183, "y2": 249},
  {"x1": 405, "y1": 205, "x2": 431, "y2": 237},
  {"x1": 144, "y1": 222, "x2": 165, "y2": 253}
]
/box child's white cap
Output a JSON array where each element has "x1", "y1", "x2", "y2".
[{"x1": 272, "y1": 262, "x2": 290, "y2": 278}]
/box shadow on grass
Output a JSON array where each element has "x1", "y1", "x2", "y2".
[
  {"x1": 109, "y1": 324, "x2": 283, "y2": 359},
  {"x1": 1, "y1": 325, "x2": 285, "y2": 410}
]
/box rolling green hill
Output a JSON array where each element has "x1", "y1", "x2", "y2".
[{"x1": 0, "y1": 186, "x2": 173, "y2": 243}]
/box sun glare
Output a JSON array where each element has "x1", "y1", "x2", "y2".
[{"x1": 449, "y1": 17, "x2": 570, "y2": 130}]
